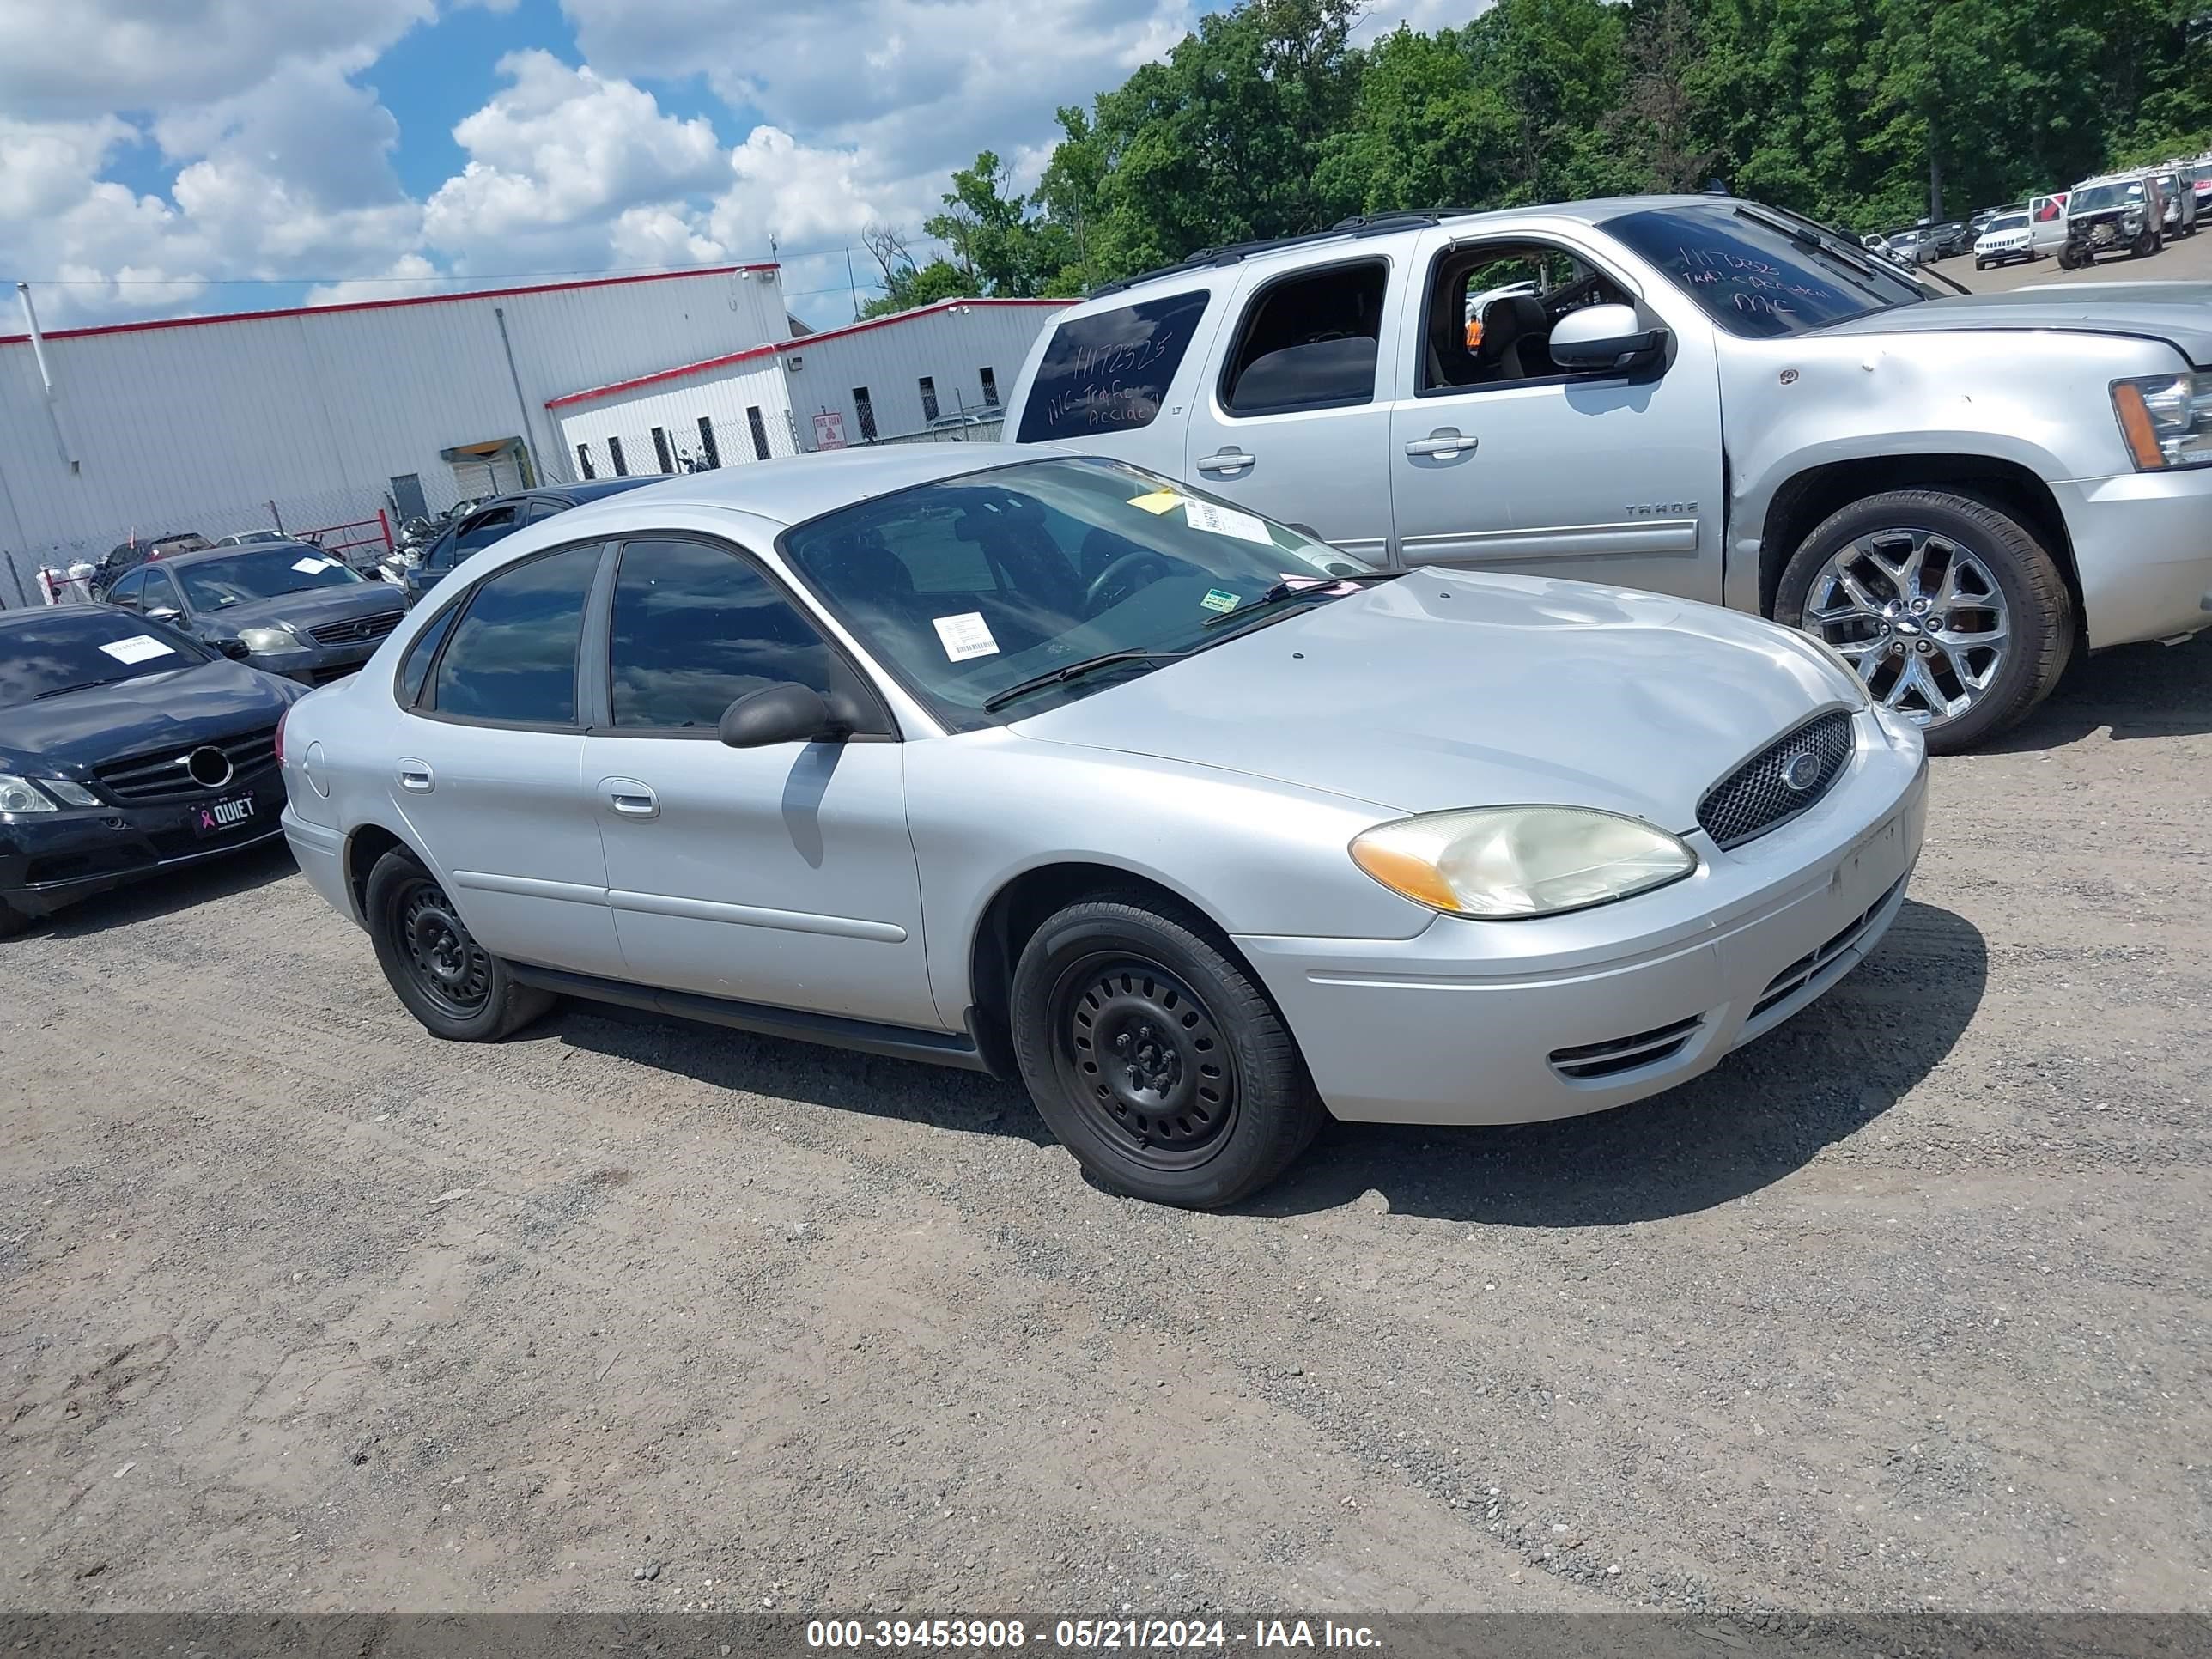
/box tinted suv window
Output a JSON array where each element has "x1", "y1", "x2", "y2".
[
  {"x1": 1015, "y1": 289, "x2": 1211, "y2": 443},
  {"x1": 430, "y1": 544, "x2": 601, "y2": 724},
  {"x1": 608, "y1": 539, "x2": 837, "y2": 730},
  {"x1": 1221, "y1": 262, "x2": 1385, "y2": 414}
]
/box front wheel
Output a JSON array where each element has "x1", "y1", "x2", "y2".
[
  {"x1": 1009, "y1": 896, "x2": 1322, "y2": 1209},
  {"x1": 2057, "y1": 244, "x2": 2084, "y2": 270},
  {"x1": 1776, "y1": 489, "x2": 2074, "y2": 754},
  {"x1": 364, "y1": 848, "x2": 553, "y2": 1041},
  {"x1": 0, "y1": 898, "x2": 28, "y2": 940}
]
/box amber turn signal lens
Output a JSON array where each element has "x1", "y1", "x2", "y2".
[{"x1": 2112, "y1": 383, "x2": 2166, "y2": 471}]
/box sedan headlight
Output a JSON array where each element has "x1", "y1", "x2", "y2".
[
  {"x1": 0, "y1": 775, "x2": 57, "y2": 814},
  {"x1": 236, "y1": 624, "x2": 307, "y2": 655},
  {"x1": 2112, "y1": 372, "x2": 2212, "y2": 469},
  {"x1": 1350, "y1": 806, "x2": 1697, "y2": 920}
]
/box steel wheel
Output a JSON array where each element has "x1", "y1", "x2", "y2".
[
  {"x1": 1050, "y1": 954, "x2": 1238, "y2": 1174},
  {"x1": 1802, "y1": 527, "x2": 2011, "y2": 729},
  {"x1": 396, "y1": 877, "x2": 493, "y2": 1019}
]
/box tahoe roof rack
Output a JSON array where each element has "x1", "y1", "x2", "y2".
[{"x1": 1086, "y1": 209, "x2": 1475, "y2": 299}]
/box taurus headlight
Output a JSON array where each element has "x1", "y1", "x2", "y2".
[
  {"x1": 236, "y1": 624, "x2": 307, "y2": 655},
  {"x1": 2112, "y1": 372, "x2": 2212, "y2": 470},
  {"x1": 1350, "y1": 806, "x2": 1697, "y2": 920}
]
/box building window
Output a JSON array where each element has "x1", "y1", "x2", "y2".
[
  {"x1": 980, "y1": 367, "x2": 999, "y2": 407},
  {"x1": 918, "y1": 376, "x2": 939, "y2": 422},
  {"x1": 651, "y1": 426, "x2": 674, "y2": 474},
  {"x1": 575, "y1": 443, "x2": 596, "y2": 481},
  {"x1": 746, "y1": 405, "x2": 771, "y2": 461},
  {"x1": 696, "y1": 416, "x2": 720, "y2": 469},
  {"x1": 853, "y1": 387, "x2": 878, "y2": 442},
  {"x1": 609, "y1": 435, "x2": 629, "y2": 477}
]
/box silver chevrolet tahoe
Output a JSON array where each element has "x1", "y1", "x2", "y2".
[{"x1": 1004, "y1": 195, "x2": 2212, "y2": 751}]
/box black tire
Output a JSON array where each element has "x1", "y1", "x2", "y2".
[
  {"x1": 1775, "y1": 489, "x2": 2074, "y2": 755},
  {"x1": 0, "y1": 898, "x2": 28, "y2": 940},
  {"x1": 2057, "y1": 244, "x2": 2083, "y2": 270},
  {"x1": 1974, "y1": 258, "x2": 1988, "y2": 271},
  {"x1": 2133, "y1": 229, "x2": 2159, "y2": 258},
  {"x1": 364, "y1": 848, "x2": 552, "y2": 1041},
  {"x1": 1009, "y1": 894, "x2": 1322, "y2": 1209}
]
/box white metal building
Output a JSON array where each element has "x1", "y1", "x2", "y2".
[
  {"x1": 0, "y1": 265, "x2": 792, "y2": 598},
  {"x1": 545, "y1": 298, "x2": 1068, "y2": 478}
]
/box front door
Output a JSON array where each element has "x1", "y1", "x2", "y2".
[
  {"x1": 1182, "y1": 256, "x2": 1405, "y2": 563},
  {"x1": 1385, "y1": 228, "x2": 1723, "y2": 600},
  {"x1": 578, "y1": 536, "x2": 938, "y2": 1030},
  {"x1": 389, "y1": 539, "x2": 626, "y2": 977}
]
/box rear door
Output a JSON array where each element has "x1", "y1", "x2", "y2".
[
  {"x1": 1180, "y1": 253, "x2": 1405, "y2": 562},
  {"x1": 387, "y1": 540, "x2": 626, "y2": 978}
]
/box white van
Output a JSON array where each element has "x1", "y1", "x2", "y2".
[{"x1": 2027, "y1": 191, "x2": 2070, "y2": 255}]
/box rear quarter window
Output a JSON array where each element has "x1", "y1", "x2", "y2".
[{"x1": 1016, "y1": 289, "x2": 1211, "y2": 443}]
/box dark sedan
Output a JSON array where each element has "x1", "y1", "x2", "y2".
[
  {"x1": 90, "y1": 530, "x2": 210, "y2": 597},
  {"x1": 105, "y1": 541, "x2": 406, "y2": 686},
  {"x1": 0, "y1": 605, "x2": 305, "y2": 935},
  {"x1": 402, "y1": 478, "x2": 661, "y2": 607}
]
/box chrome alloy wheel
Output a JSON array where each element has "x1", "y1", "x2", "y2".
[{"x1": 1803, "y1": 527, "x2": 2010, "y2": 727}]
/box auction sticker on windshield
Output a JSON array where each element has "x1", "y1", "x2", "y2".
[
  {"x1": 291, "y1": 556, "x2": 333, "y2": 574},
  {"x1": 1200, "y1": 588, "x2": 1240, "y2": 614},
  {"x1": 98, "y1": 635, "x2": 176, "y2": 665},
  {"x1": 1127, "y1": 489, "x2": 1184, "y2": 514},
  {"x1": 1185, "y1": 500, "x2": 1273, "y2": 547},
  {"x1": 933, "y1": 612, "x2": 1000, "y2": 661}
]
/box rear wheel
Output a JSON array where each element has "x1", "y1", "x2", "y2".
[
  {"x1": 1009, "y1": 895, "x2": 1322, "y2": 1209},
  {"x1": 1777, "y1": 489, "x2": 2073, "y2": 754},
  {"x1": 364, "y1": 848, "x2": 552, "y2": 1041},
  {"x1": 2133, "y1": 228, "x2": 2160, "y2": 258}
]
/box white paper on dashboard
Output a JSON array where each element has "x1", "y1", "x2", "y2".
[
  {"x1": 932, "y1": 611, "x2": 1000, "y2": 661},
  {"x1": 99, "y1": 635, "x2": 177, "y2": 665},
  {"x1": 1183, "y1": 499, "x2": 1274, "y2": 547}
]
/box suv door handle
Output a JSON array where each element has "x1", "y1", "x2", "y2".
[
  {"x1": 1195, "y1": 448, "x2": 1255, "y2": 474},
  {"x1": 600, "y1": 778, "x2": 659, "y2": 820},
  {"x1": 397, "y1": 761, "x2": 434, "y2": 793},
  {"x1": 1404, "y1": 428, "x2": 1477, "y2": 458}
]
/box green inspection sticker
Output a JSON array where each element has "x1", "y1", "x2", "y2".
[{"x1": 1200, "y1": 588, "x2": 1241, "y2": 614}]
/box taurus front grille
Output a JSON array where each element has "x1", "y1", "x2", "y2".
[
  {"x1": 93, "y1": 726, "x2": 278, "y2": 804},
  {"x1": 1697, "y1": 710, "x2": 1855, "y2": 849},
  {"x1": 307, "y1": 610, "x2": 402, "y2": 646}
]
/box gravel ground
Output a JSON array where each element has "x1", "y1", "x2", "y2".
[{"x1": 4, "y1": 623, "x2": 2208, "y2": 1619}]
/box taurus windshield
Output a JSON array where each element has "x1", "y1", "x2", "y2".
[{"x1": 779, "y1": 459, "x2": 1371, "y2": 726}]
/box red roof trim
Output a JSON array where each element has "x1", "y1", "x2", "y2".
[
  {"x1": 0, "y1": 264, "x2": 781, "y2": 347},
  {"x1": 544, "y1": 296, "x2": 1070, "y2": 409}
]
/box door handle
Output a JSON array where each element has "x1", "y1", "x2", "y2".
[
  {"x1": 1195, "y1": 448, "x2": 1255, "y2": 473},
  {"x1": 397, "y1": 760, "x2": 434, "y2": 793},
  {"x1": 600, "y1": 778, "x2": 659, "y2": 820},
  {"x1": 1404, "y1": 428, "x2": 1477, "y2": 458}
]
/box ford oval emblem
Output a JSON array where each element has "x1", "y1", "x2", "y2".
[{"x1": 1780, "y1": 750, "x2": 1822, "y2": 793}]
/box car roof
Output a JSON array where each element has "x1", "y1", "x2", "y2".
[
  {"x1": 157, "y1": 538, "x2": 325, "y2": 568},
  {"x1": 539, "y1": 444, "x2": 1066, "y2": 532},
  {"x1": 555, "y1": 477, "x2": 663, "y2": 503}
]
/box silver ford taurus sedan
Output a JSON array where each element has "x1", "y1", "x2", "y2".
[{"x1": 279, "y1": 447, "x2": 1928, "y2": 1207}]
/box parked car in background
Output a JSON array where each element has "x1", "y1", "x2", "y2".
[
  {"x1": 401, "y1": 478, "x2": 661, "y2": 608},
  {"x1": 2027, "y1": 191, "x2": 2072, "y2": 256},
  {"x1": 1882, "y1": 227, "x2": 1936, "y2": 265},
  {"x1": 279, "y1": 448, "x2": 1927, "y2": 1207},
  {"x1": 2191, "y1": 155, "x2": 2212, "y2": 211},
  {"x1": 90, "y1": 531, "x2": 210, "y2": 597},
  {"x1": 1005, "y1": 193, "x2": 2212, "y2": 753},
  {"x1": 1925, "y1": 220, "x2": 1971, "y2": 259},
  {"x1": 2148, "y1": 166, "x2": 2197, "y2": 238},
  {"x1": 0, "y1": 605, "x2": 303, "y2": 938},
  {"x1": 2059, "y1": 172, "x2": 2163, "y2": 266},
  {"x1": 104, "y1": 541, "x2": 406, "y2": 686},
  {"x1": 1972, "y1": 210, "x2": 2037, "y2": 269},
  {"x1": 212, "y1": 528, "x2": 293, "y2": 546}
]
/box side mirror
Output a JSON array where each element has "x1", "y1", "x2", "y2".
[
  {"x1": 1548, "y1": 303, "x2": 1666, "y2": 372},
  {"x1": 217, "y1": 638, "x2": 252, "y2": 660},
  {"x1": 719, "y1": 682, "x2": 843, "y2": 749},
  {"x1": 146, "y1": 606, "x2": 183, "y2": 623}
]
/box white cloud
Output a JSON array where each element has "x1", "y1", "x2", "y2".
[
  {"x1": 304, "y1": 252, "x2": 443, "y2": 307},
  {"x1": 0, "y1": 0, "x2": 433, "y2": 121},
  {"x1": 0, "y1": 115, "x2": 137, "y2": 220},
  {"x1": 422, "y1": 49, "x2": 726, "y2": 258}
]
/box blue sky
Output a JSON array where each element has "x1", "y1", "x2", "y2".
[{"x1": 0, "y1": 0, "x2": 1480, "y2": 327}]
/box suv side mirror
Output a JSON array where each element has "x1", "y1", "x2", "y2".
[
  {"x1": 719, "y1": 683, "x2": 845, "y2": 749},
  {"x1": 1549, "y1": 303, "x2": 1666, "y2": 372}
]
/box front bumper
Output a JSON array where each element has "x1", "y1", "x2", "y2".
[
  {"x1": 2057, "y1": 467, "x2": 2212, "y2": 650},
  {"x1": 246, "y1": 636, "x2": 383, "y2": 688},
  {"x1": 1237, "y1": 711, "x2": 1928, "y2": 1126},
  {"x1": 0, "y1": 767, "x2": 291, "y2": 918}
]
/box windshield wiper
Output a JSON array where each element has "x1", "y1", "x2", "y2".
[
  {"x1": 1201, "y1": 569, "x2": 1406, "y2": 629},
  {"x1": 1738, "y1": 204, "x2": 1972, "y2": 299},
  {"x1": 31, "y1": 676, "x2": 128, "y2": 700},
  {"x1": 981, "y1": 648, "x2": 1192, "y2": 712}
]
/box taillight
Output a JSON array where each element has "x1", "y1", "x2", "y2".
[{"x1": 275, "y1": 706, "x2": 289, "y2": 766}]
